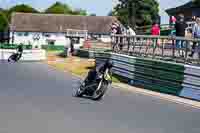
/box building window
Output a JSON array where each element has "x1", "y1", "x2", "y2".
[
  {"x1": 17, "y1": 32, "x2": 23, "y2": 36},
  {"x1": 43, "y1": 33, "x2": 51, "y2": 37},
  {"x1": 24, "y1": 32, "x2": 29, "y2": 36},
  {"x1": 49, "y1": 41, "x2": 55, "y2": 45},
  {"x1": 46, "y1": 40, "x2": 55, "y2": 45}
]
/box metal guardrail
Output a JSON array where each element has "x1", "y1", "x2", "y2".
[
  {"x1": 111, "y1": 35, "x2": 200, "y2": 65},
  {"x1": 136, "y1": 22, "x2": 195, "y2": 34},
  {"x1": 95, "y1": 52, "x2": 200, "y2": 101}
]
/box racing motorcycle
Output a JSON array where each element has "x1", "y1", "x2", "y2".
[
  {"x1": 75, "y1": 62, "x2": 112, "y2": 101},
  {"x1": 8, "y1": 52, "x2": 22, "y2": 62}
]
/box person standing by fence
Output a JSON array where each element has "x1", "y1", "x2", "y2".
[
  {"x1": 151, "y1": 22, "x2": 160, "y2": 55},
  {"x1": 170, "y1": 16, "x2": 176, "y2": 28},
  {"x1": 151, "y1": 22, "x2": 160, "y2": 36},
  {"x1": 175, "y1": 14, "x2": 187, "y2": 57},
  {"x1": 126, "y1": 26, "x2": 136, "y2": 51},
  {"x1": 112, "y1": 23, "x2": 123, "y2": 52},
  {"x1": 189, "y1": 17, "x2": 200, "y2": 58}
]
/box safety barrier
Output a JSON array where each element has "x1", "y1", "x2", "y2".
[
  {"x1": 94, "y1": 52, "x2": 200, "y2": 101},
  {"x1": 0, "y1": 49, "x2": 46, "y2": 61},
  {"x1": 111, "y1": 35, "x2": 200, "y2": 65}
]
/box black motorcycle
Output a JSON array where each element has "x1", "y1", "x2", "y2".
[
  {"x1": 75, "y1": 66, "x2": 112, "y2": 101},
  {"x1": 8, "y1": 52, "x2": 22, "y2": 62}
]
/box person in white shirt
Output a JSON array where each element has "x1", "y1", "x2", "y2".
[{"x1": 127, "y1": 26, "x2": 136, "y2": 36}]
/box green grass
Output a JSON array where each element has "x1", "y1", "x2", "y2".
[
  {"x1": 112, "y1": 76, "x2": 121, "y2": 83},
  {"x1": 112, "y1": 74, "x2": 129, "y2": 83},
  {"x1": 47, "y1": 50, "x2": 63, "y2": 54}
]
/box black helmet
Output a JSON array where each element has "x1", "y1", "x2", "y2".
[{"x1": 105, "y1": 59, "x2": 113, "y2": 69}]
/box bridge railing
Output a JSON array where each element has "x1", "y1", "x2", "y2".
[{"x1": 111, "y1": 35, "x2": 200, "y2": 65}]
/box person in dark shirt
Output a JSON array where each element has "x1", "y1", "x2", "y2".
[
  {"x1": 175, "y1": 14, "x2": 187, "y2": 57},
  {"x1": 175, "y1": 15, "x2": 187, "y2": 37},
  {"x1": 16, "y1": 43, "x2": 23, "y2": 60},
  {"x1": 116, "y1": 24, "x2": 123, "y2": 51}
]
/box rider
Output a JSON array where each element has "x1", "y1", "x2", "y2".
[
  {"x1": 16, "y1": 43, "x2": 23, "y2": 60},
  {"x1": 84, "y1": 59, "x2": 113, "y2": 86}
]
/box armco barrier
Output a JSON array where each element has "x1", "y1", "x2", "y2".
[
  {"x1": 94, "y1": 52, "x2": 200, "y2": 101},
  {"x1": 77, "y1": 49, "x2": 95, "y2": 58},
  {"x1": 180, "y1": 65, "x2": 200, "y2": 101},
  {"x1": 0, "y1": 49, "x2": 46, "y2": 61},
  {"x1": 76, "y1": 49, "x2": 112, "y2": 59}
]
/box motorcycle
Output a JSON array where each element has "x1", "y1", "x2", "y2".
[
  {"x1": 75, "y1": 67, "x2": 112, "y2": 101},
  {"x1": 8, "y1": 52, "x2": 22, "y2": 62}
]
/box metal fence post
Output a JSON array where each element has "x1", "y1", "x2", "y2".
[{"x1": 184, "y1": 41, "x2": 189, "y2": 63}]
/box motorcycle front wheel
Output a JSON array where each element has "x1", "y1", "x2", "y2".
[
  {"x1": 8, "y1": 54, "x2": 17, "y2": 62},
  {"x1": 92, "y1": 81, "x2": 108, "y2": 101},
  {"x1": 75, "y1": 85, "x2": 85, "y2": 97}
]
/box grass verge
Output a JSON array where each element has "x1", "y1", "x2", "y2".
[{"x1": 46, "y1": 51, "x2": 122, "y2": 83}]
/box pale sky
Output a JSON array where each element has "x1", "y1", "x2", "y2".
[{"x1": 0, "y1": 0, "x2": 191, "y2": 24}]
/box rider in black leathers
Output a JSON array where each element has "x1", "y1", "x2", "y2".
[
  {"x1": 84, "y1": 59, "x2": 113, "y2": 86},
  {"x1": 16, "y1": 43, "x2": 23, "y2": 60}
]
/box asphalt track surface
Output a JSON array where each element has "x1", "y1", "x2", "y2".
[{"x1": 0, "y1": 61, "x2": 200, "y2": 133}]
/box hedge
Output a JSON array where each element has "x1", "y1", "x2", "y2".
[
  {"x1": 0, "y1": 43, "x2": 32, "y2": 49},
  {"x1": 41, "y1": 45, "x2": 65, "y2": 51}
]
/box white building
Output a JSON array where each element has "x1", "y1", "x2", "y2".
[{"x1": 10, "y1": 12, "x2": 119, "y2": 49}]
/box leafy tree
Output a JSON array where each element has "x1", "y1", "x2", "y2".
[
  {"x1": 107, "y1": 11, "x2": 113, "y2": 16},
  {"x1": 9, "y1": 4, "x2": 39, "y2": 13},
  {"x1": 45, "y1": 2, "x2": 72, "y2": 14},
  {"x1": 113, "y1": 0, "x2": 159, "y2": 28},
  {"x1": 193, "y1": 0, "x2": 200, "y2": 5},
  {"x1": 90, "y1": 13, "x2": 96, "y2": 16},
  {"x1": 0, "y1": 12, "x2": 8, "y2": 32},
  {"x1": 71, "y1": 8, "x2": 87, "y2": 16},
  {"x1": 7, "y1": 4, "x2": 39, "y2": 20}
]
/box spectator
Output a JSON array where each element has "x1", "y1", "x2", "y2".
[
  {"x1": 175, "y1": 14, "x2": 187, "y2": 57},
  {"x1": 126, "y1": 26, "x2": 136, "y2": 51},
  {"x1": 151, "y1": 22, "x2": 160, "y2": 35},
  {"x1": 151, "y1": 22, "x2": 160, "y2": 51},
  {"x1": 189, "y1": 17, "x2": 200, "y2": 58},
  {"x1": 127, "y1": 26, "x2": 136, "y2": 36},
  {"x1": 70, "y1": 38, "x2": 75, "y2": 55},
  {"x1": 192, "y1": 16, "x2": 196, "y2": 21},
  {"x1": 116, "y1": 23, "x2": 122, "y2": 35},
  {"x1": 169, "y1": 16, "x2": 176, "y2": 35},
  {"x1": 170, "y1": 16, "x2": 177, "y2": 28},
  {"x1": 116, "y1": 24, "x2": 123, "y2": 51},
  {"x1": 16, "y1": 43, "x2": 23, "y2": 60},
  {"x1": 111, "y1": 22, "x2": 118, "y2": 34}
]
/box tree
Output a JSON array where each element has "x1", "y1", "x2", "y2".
[
  {"x1": 7, "y1": 4, "x2": 39, "y2": 21},
  {"x1": 90, "y1": 13, "x2": 96, "y2": 16},
  {"x1": 45, "y1": 2, "x2": 72, "y2": 14},
  {"x1": 0, "y1": 12, "x2": 8, "y2": 32},
  {"x1": 113, "y1": 0, "x2": 159, "y2": 28},
  {"x1": 9, "y1": 4, "x2": 39, "y2": 13},
  {"x1": 107, "y1": 11, "x2": 113, "y2": 16},
  {"x1": 193, "y1": 0, "x2": 200, "y2": 5},
  {"x1": 71, "y1": 8, "x2": 87, "y2": 16}
]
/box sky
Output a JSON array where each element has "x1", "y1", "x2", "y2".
[{"x1": 0, "y1": 0, "x2": 191, "y2": 24}]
